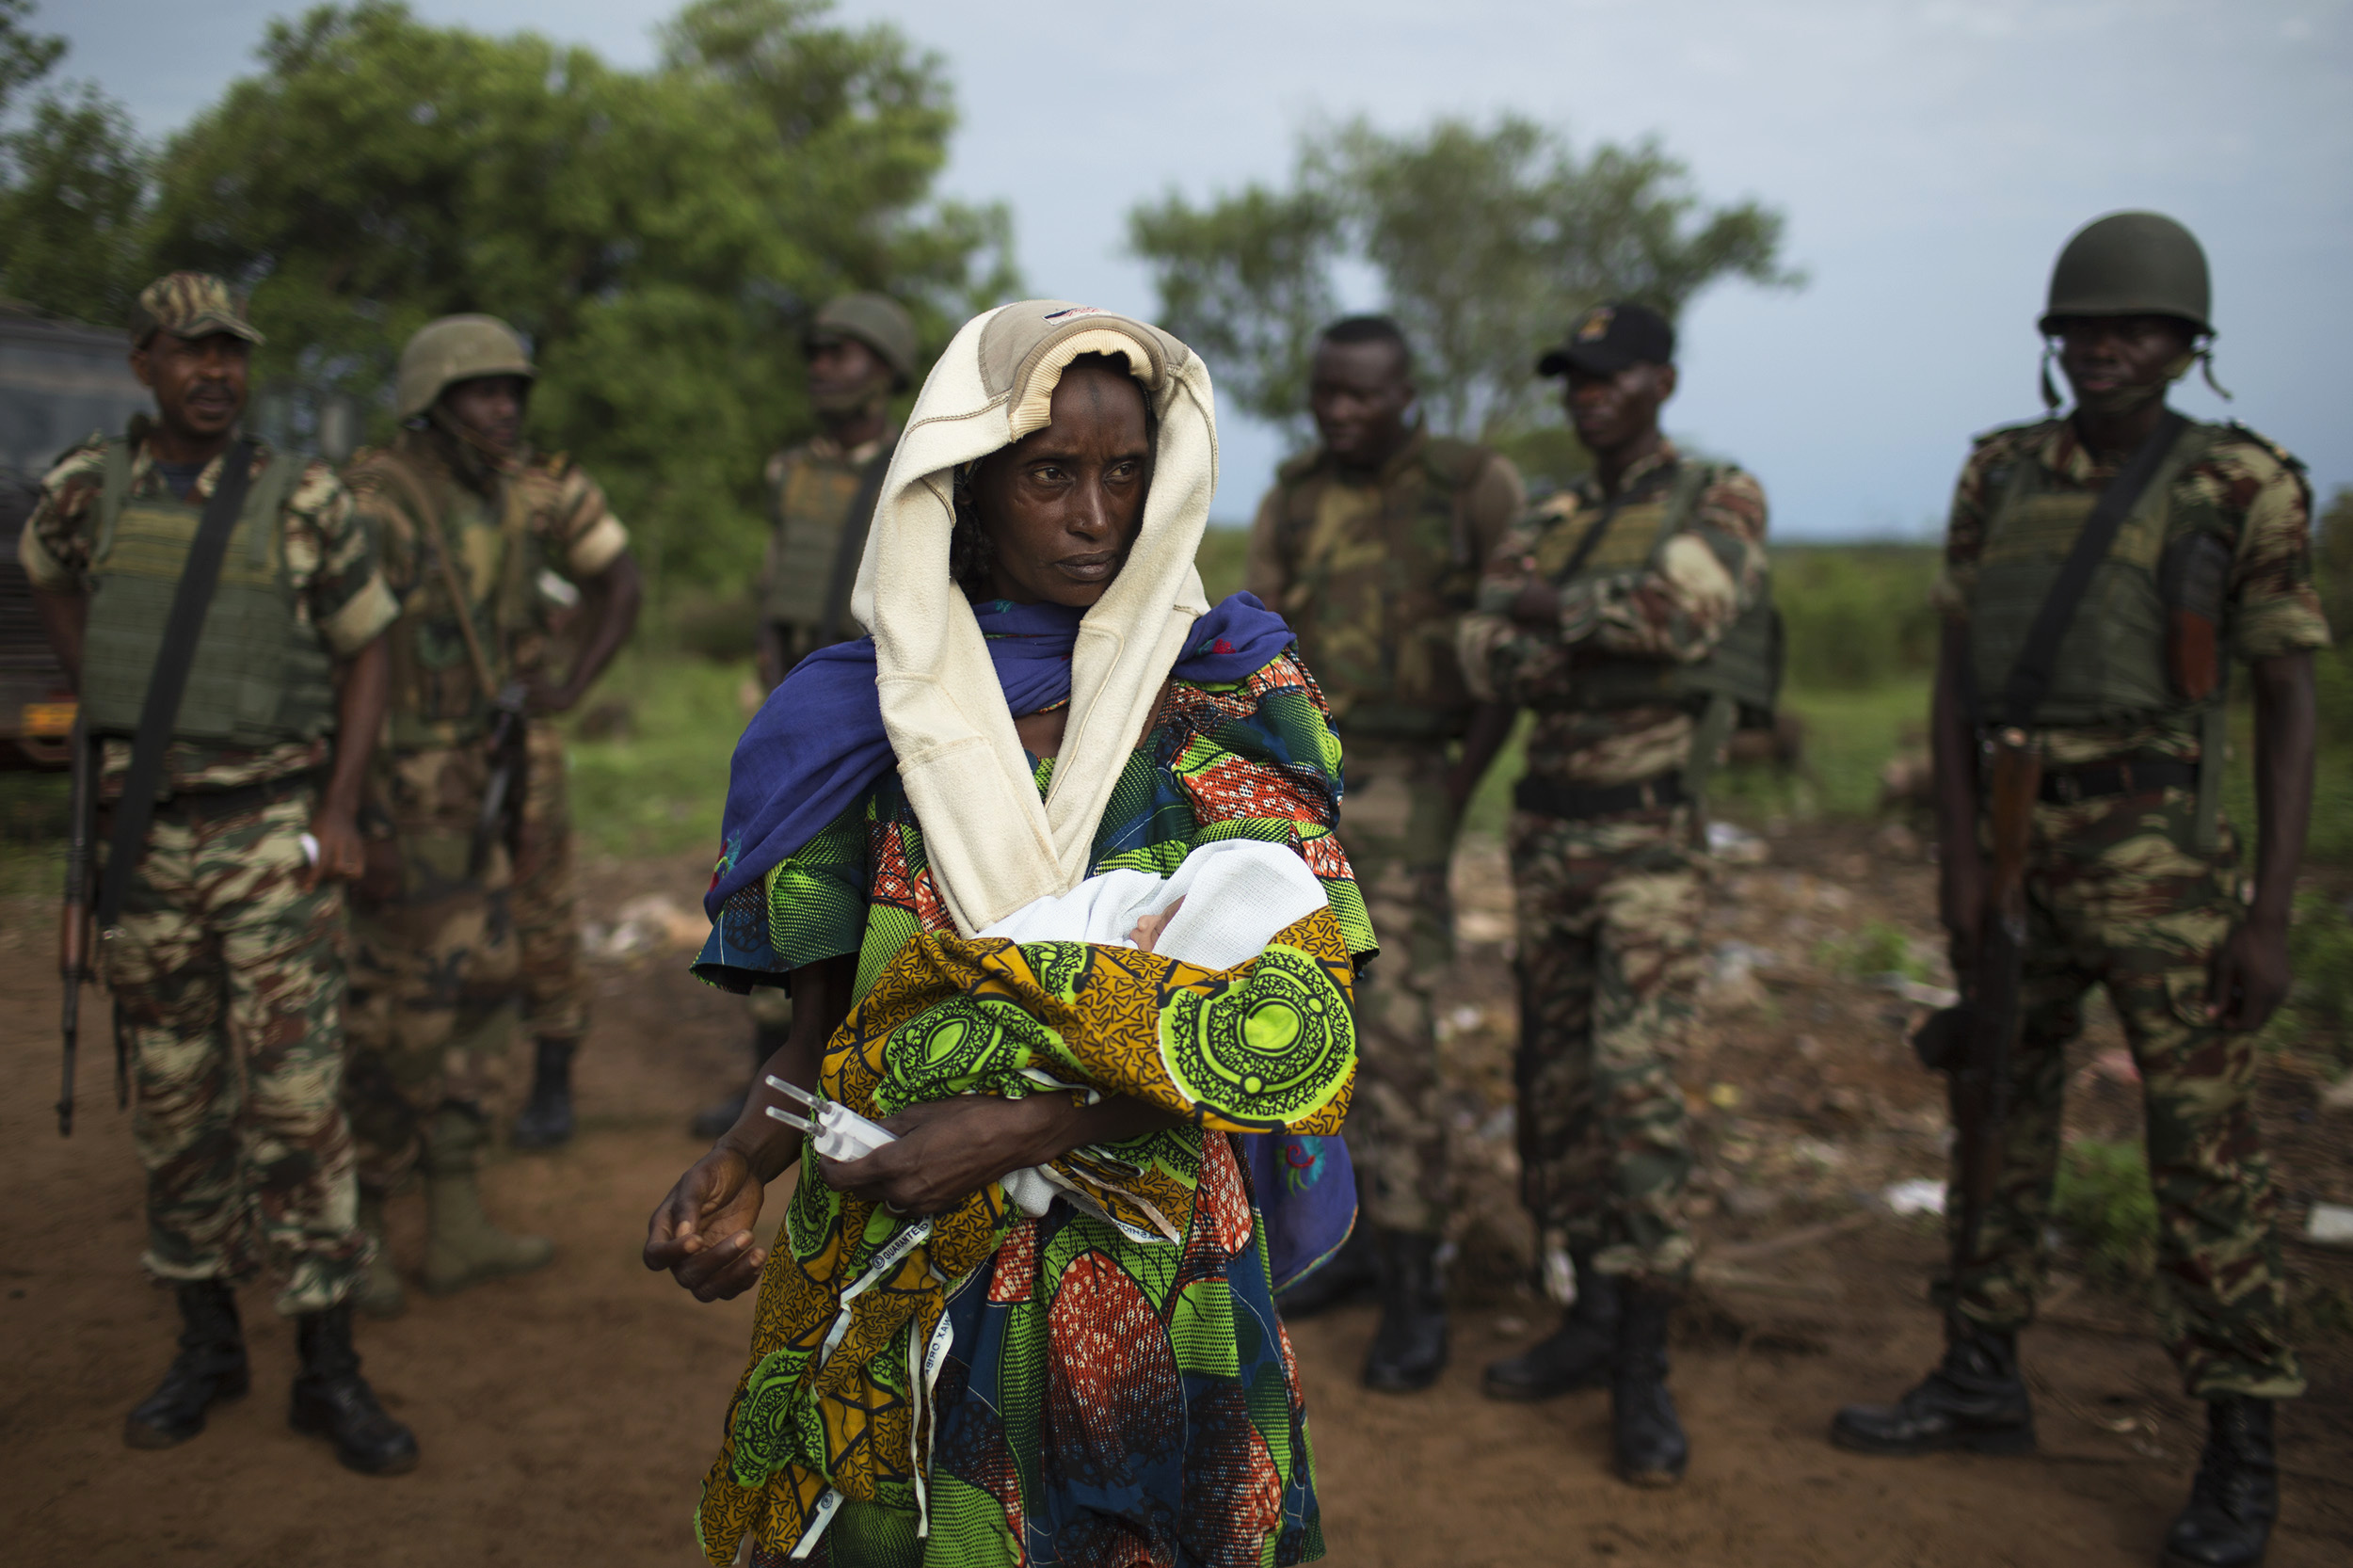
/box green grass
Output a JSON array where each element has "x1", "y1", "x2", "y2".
[
  {"x1": 2053, "y1": 1137, "x2": 2160, "y2": 1292},
  {"x1": 560, "y1": 648, "x2": 753, "y2": 860}
]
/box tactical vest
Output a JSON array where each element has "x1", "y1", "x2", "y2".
[
  {"x1": 349, "y1": 442, "x2": 538, "y2": 750},
  {"x1": 762, "y1": 445, "x2": 874, "y2": 627},
  {"x1": 1532, "y1": 459, "x2": 1782, "y2": 725},
  {"x1": 1964, "y1": 418, "x2": 2226, "y2": 729},
  {"x1": 1273, "y1": 435, "x2": 1497, "y2": 736},
  {"x1": 80, "y1": 440, "x2": 338, "y2": 746}
]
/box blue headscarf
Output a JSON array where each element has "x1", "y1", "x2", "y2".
[{"x1": 706, "y1": 591, "x2": 1294, "y2": 917}]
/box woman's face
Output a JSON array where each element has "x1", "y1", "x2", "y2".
[{"x1": 971, "y1": 360, "x2": 1150, "y2": 607}]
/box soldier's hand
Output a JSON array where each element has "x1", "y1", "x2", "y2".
[
  {"x1": 1508, "y1": 574, "x2": 1561, "y2": 629},
  {"x1": 645, "y1": 1144, "x2": 769, "y2": 1302},
  {"x1": 2206, "y1": 917, "x2": 2291, "y2": 1033},
  {"x1": 523, "y1": 674, "x2": 575, "y2": 716},
  {"x1": 304, "y1": 806, "x2": 368, "y2": 890}
]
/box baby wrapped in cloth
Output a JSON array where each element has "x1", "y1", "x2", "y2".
[{"x1": 713, "y1": 839, "x2": 1355, "y2": 1544}]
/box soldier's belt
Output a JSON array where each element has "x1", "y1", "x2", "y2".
[
  {"x1": 1513, "y1": 771, "x2": 1687, "y2": 821},
  {"x1": 2034, "y1": 757, "x2": 2199, "y2": 806}
]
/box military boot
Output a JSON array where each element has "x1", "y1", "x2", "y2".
[
  {"x1": 1361, "y1": 1228, "x2": 1449, "y2": 1393},
  {"x1": 1611, "y1": 1282, "x2": 1689, "y2": 1485},
  {"x1": 290, "y1": 1302, "x2": 419, "y2": 1475},
  {"x1": 351, "y1": 1186, "x2": 407, "y2": 1320},
  {"x1": 420, "y1": 1104, "x2": 554, "y2": 1295},
  {"x1": 124, "y1": 1280, "x2": 249, "y2": 1448},
  {"x1": 2161, "y1": 1398, "x2": 2278, "y2": 1568},
  {"x1": 691, "y1": 1023, "x2": 784, "y2": 1140},
  {"x1": 511, "y1": 1034, "x2": 580, "y2": 1151},
  {"x1": 1830, "y1": 1322, "x2": 2035, "y2": 1456},
  {"x1": 1484, "y1": 1247, "x2": 1622, "y2": 1400}
]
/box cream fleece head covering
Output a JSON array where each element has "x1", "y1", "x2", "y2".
[{"x1": 843, "y1": 301, "x2": 1219, "y2": 935}]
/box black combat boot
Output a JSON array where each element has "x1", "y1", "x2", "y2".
[
  {"x1": 1829, "y1": 1321, "x2": 2034, "y2": 1456},
  {"x1": 691, "y1": 1023, "x2": 784, "y2": 1140},
  {"x1": 1484, "y1": 1247, "x2": 1623, "y2": 1400},
  {"x1": 124, "y1": 1279, "x2": 249, "y2": 1448},
  {"x1": 1274, "y1": 1202, "x2": 1375, "y2": 1319},
  {"x1": 511, "y1": 1034, "x2": 580, "y2": 1151},
  {"x1": 2161, "y1": 1398, "x2": 2278, "y2": 1568},
  {"x1": 1611, "y1": 1282, "x2": 1689, "y2": 1485},
  {"x1": 1361, "y1": 1228, "x2": 1449, "y2": 1393},
  {"x1": 290, "y1": 1302, "x2": 420, "y2": 1476}
]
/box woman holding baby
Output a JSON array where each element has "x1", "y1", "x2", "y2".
[{"x1": 645, "y1": 302, "x2": 1369, "y2": 1568}]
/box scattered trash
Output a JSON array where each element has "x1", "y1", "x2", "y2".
[
  {"x1": 1708, "y1": 1081, "x2": 1744, "y2": 1111},
  {"x1": 1874, "y1": 973, "x2": 1959, "y2": 1009},
  {"x1": 583, "y1": 894, "x2": 709, "y2": 961},
  {"x1": 1882, "y1": 1178, "x2": 1946, "y2": 1216},
  {"x1": 2322, "y1": 1076, "x2": 2353, "y2": 1112},
  {"x1": 2308, "y1": 1203, "x2": 2353, "y2": 1246},
  {"x1": 1707, "y1": 820, "x2": 1769, "y2": 864}
]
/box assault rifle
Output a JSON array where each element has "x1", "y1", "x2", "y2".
[
  {"x1": 56, "y1": 716, "x2": 95, "y2": 1135},
  {"x1": 470, "y1": 679, "x2": 532, "y2": 876},
  {"x1": 1912, "y1": 729, "x2": 2040, "y2": 1277}
]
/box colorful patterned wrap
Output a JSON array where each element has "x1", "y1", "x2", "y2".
[{"x1": 692, "y1": 648, "x2": 1373, "y2": 1567}]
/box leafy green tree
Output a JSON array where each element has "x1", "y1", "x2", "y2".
[
  {"x1": 1129, "y1": 114, "x2": 1799, "y2": 469},
  {"x1": 147, "y1": 0, "x2": 1014, "y2": 590},
  {"x1": 0, "y1": 0, "x2": 149, "y2": 324}
]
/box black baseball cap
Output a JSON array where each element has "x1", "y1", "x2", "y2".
[{"x1": 1537, "y1": 302, "x2": 1675, "y2": 377}]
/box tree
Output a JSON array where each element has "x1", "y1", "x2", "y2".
[
  {"x1": 0, "y1": 0, "x2": 149, "y2": 324},
  {"x1": 146, "y1": 0, "x2": 1016, "y2": 589},
  {"x1": 1129, "y1": 114, "x2": 1800, "y2": 464}
]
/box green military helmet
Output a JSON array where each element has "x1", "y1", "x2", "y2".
[
  {"x1": 806, "y1": 292, "x2": 918, "y2": 388},
  {"x1": 396, "y1": 314, "x2": 536, "y2": 421},
  {"x1": 2040, "y1": 211, "x2": 2213, "y2": 336}
]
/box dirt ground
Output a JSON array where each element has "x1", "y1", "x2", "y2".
[{"x1": 3, "y1": 827, "x2": 2350, "y2": 1567}]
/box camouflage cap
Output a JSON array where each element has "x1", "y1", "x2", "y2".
[
  {"x1": 806, "y1": 292, "x2": 919, "y2": 386},
  {"x1": 133, "y1": 272, "x2": 265, "y2": 348}
]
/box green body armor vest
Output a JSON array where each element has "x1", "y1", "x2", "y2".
[
  {"x1": 1964, "y1": 419, "x2": 2224, "y2": 728},
  {"x1": 1277, "y1": 435, "x2": 1497, "y2": 737},
  {"x1": 762, "y1": 446, "x2": 870, "y2": 628},
  {"x1": 1539, "y1": 459, "x2": 1782, "y2": 726},
  {"x1": 80, "y1": 441, "x2": 338, "y2": 746}
]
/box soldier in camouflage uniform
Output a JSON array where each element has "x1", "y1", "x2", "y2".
[
  {"x1": 1245, "y1": 314, "x2": 1525, "y2": 1392},
  {"x1": 342, "y1": 315, "x2": 639, "y2": 1316},
  {"x1": 1832, "y1": 214, "x2": 2324, "y2": 1568},
  {"x1": 693, "y1": 293, "x2": 919, "y2": 1139},
  {"x1": 1460, "y1": 302, "x2": 1775, "y2": 1487},
  {"x1": 21, "y1": 274, "x2": 417, "y2": 1474}
]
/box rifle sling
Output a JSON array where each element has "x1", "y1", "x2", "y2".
[
  {"x1": 1993, "y1": 410, "x2": 2187, "y2": 731},
  {"x1": 818, "y1": 438, "x2": 898, "y2": 648},
  {"x1": 97, "y1": 438, "x2": 261, "y2": 933}
]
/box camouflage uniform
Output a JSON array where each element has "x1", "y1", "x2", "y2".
[
  {"x1": 343, "y1": 432, "x2": 627, "y2": 1182},
  {"x1": 1461, "y1": 441, "x2": 1770, "y2": 1283},
  {"x1": 20, "y1": 434, "x2": 397, "y2": 1313},
  {"x1": 1929, "y1": 416, "x2": 2325, "y2": 1398},
  {"x1": 1246, "y1": 426, "x2": 1525, "y2": 1234}
]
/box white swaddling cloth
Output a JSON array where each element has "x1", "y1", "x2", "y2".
[
  {"x1": 972, "y1": 839, "x2": 1331, "y2": 1222},
  {"x1": 975, "y1": 838, "x2": 1329, "y2": 970}
]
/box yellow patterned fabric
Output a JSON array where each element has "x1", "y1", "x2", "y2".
[{"x1": 696, "y1": 904, "x2": 1354, "y2": 1562}]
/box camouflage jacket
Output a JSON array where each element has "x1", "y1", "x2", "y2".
[
  {"x1": 1460, "y1": 440, "x2": 1769, "y2": 789},
  {"x1": 20, "y1": 430, "x2": 395, "y2": 793},
  {"x1": 1244, "y1": 425, "x2": 1524, "y2": 738},
  {"x1": 759, "y1": 426, "x2": 896, "y2": 631},
  {"x1": 345, "y1": 429, "x2": 628, "y2": 753},
  {"x1": 1932, "y1": 415, "x2": 2329, "y2": 767}
]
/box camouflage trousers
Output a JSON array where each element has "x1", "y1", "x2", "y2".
[
  {"x1": 512, "y1": 718, "x2": 587, "y2": 1042},
  {"x1": 1936, "y1": 788, "x2": 2304, "y2": 1400},
  {"x1": 345, "y1": 744, "x2": 519, "y2": 1188},
  {"x1": 1509, "y1": 803, "x2": 1703, "y2": 1285},
  {"x1": 102, "y1": 778, "x2": 365, "y2": 1315},
  {"x1": 1335, "y1": 734, "x2": 1463, "y2": 1236}
]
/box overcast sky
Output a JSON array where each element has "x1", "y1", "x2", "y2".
[{"x1": 45, "y1": 0, "x2": 2353, "y2": 536}]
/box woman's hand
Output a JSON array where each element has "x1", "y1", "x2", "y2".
[
  {"x1": 643, "y1": 1144, "x2": 771, "y2": 1301},
  {"x1": 820, "y1": 1096, "x2": 1083, "y2": 1219}
]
